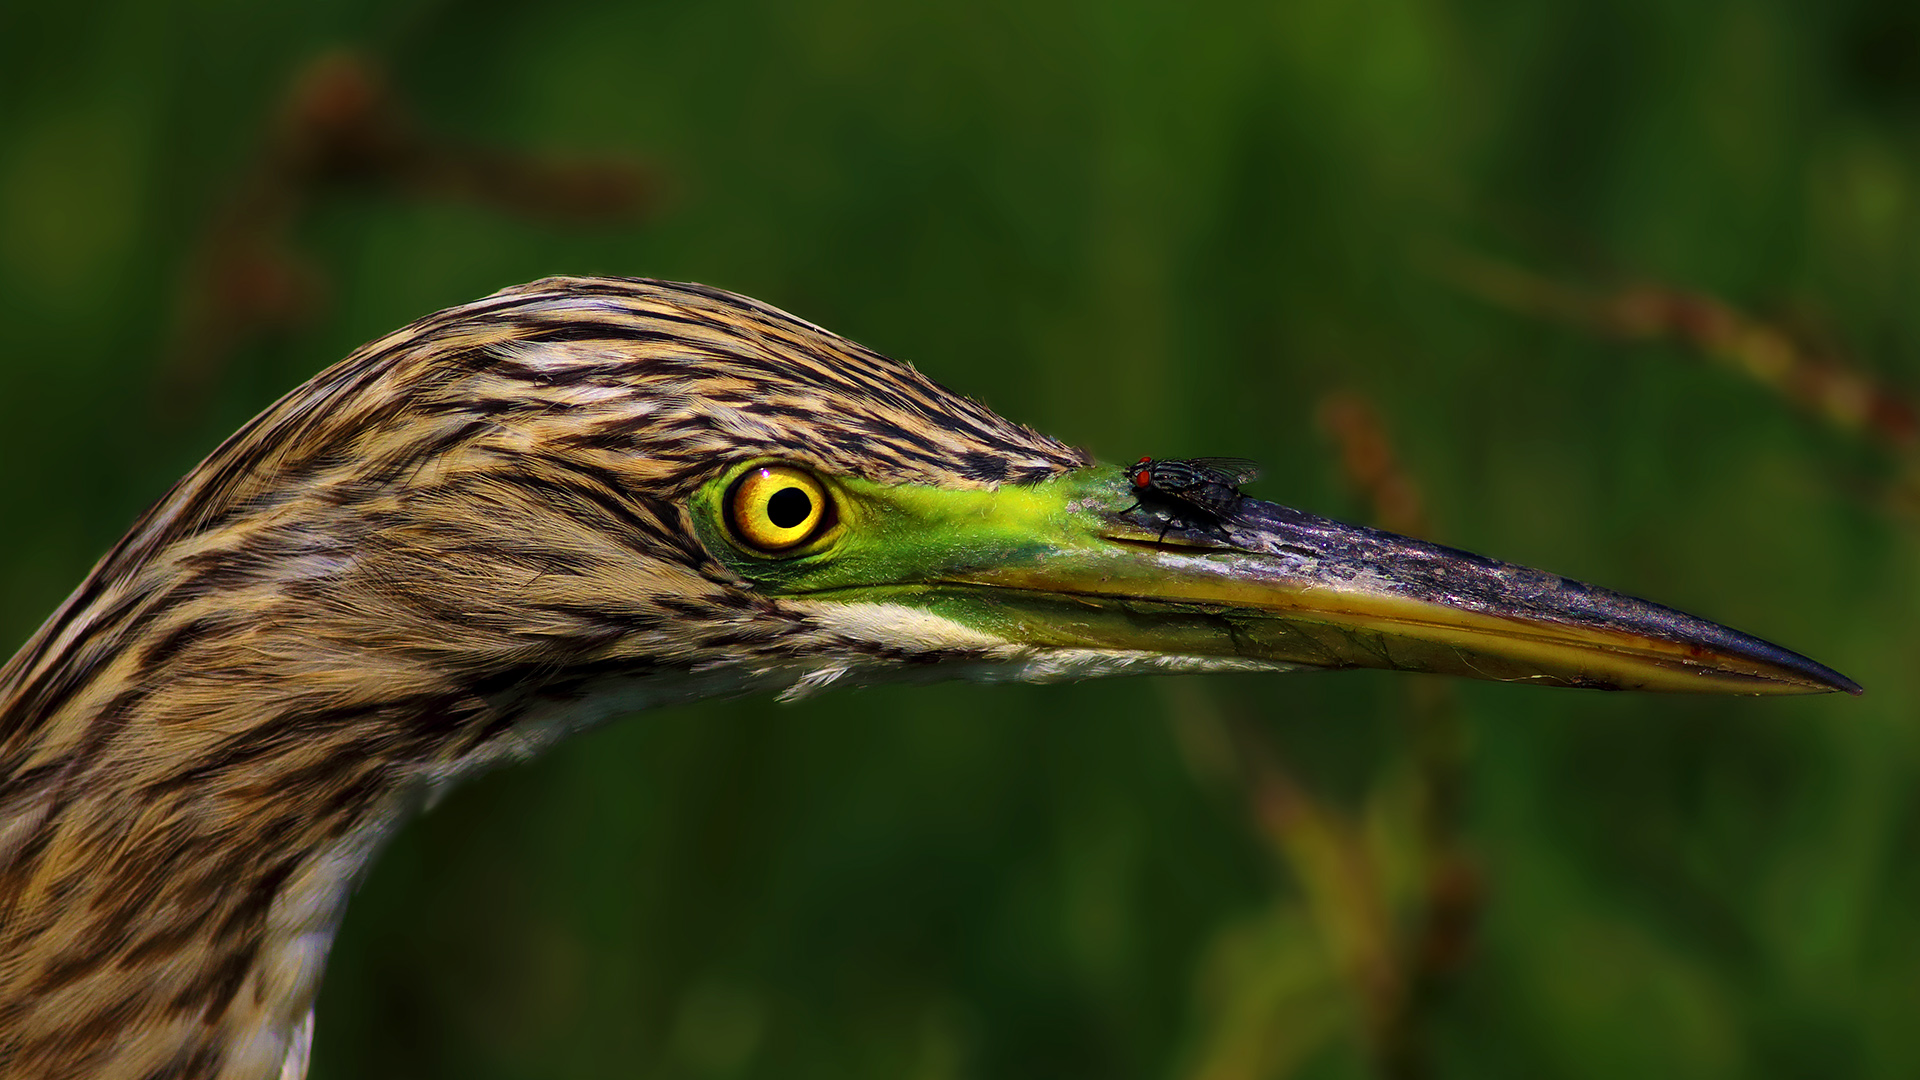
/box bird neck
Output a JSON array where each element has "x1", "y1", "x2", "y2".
[
  {"x1": 0, "y1": 548, "x2": 665, "y2": 1080},
  {"x1": 0, "y1": 570, "x2": 801, "y2": 1080},
  {"x1": 0, "y1": 644, "x2": 452, "y2": 1080}
]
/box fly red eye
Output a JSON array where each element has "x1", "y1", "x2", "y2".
[
  {"x1": 1136, "y1": 456, "x2": 1152, "y2": 465},
  {"x1": 1134, "y1": 470, "x2": 1151, "y2": 487}
]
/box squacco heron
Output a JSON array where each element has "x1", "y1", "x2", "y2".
[{"x1": 0, "y1": 278, "x2": 1856, "y2": 1079}]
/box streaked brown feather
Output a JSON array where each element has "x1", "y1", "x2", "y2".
[{"x1": 0, "y1": 278, "x2": 1088, "y2": 1079}]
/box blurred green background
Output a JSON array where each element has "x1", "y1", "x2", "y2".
[{"x1": 2, "y1": 0, "x2": 1915, "y2": 1077}]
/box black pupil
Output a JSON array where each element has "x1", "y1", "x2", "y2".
[{"x1": 766, "y1": 486, "x2": 813, "y2": 530}]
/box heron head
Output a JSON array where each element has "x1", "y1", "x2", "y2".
[{"x1": 151, "y1": 274, "x2": 1840, "y2": 732}]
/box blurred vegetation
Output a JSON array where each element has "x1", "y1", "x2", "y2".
[{"x1": 2, "y1": 0, "x2": 1915, "y2": 1077}]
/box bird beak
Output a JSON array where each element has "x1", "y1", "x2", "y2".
[{"x1": 699, "y1": 466, "x2": 1860, "y2": 696}]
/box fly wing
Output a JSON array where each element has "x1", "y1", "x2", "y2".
[{"x1": 1186, "y1": 457, "x2": 1262, "y2": 486}]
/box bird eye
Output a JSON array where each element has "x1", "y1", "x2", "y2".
[{"x1": 726, "y1": 465, "x2": 833, "y2": 554}]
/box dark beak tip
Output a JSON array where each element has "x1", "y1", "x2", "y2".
[
  {"x1": 1198, "y1": 496, "x2": 1867, "y2": 699},
  {"x1": 1735, "y1": 643, "x2": 1861, "y2": 697},
  {"x1": 1767, "y1": 671, "x2": 1862, "y2": 697}
]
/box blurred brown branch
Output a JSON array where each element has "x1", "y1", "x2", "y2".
[
  {"x1": 166, "y1": 50, "x2": 661, "y2": 410},
  {"x1": 1316, "y1": 391, "x2": 1480, "y2": 1080},
  {"x1": 1167, "y1": 686, "x2": 1398, "y2": 1080},
  {"x1": 1233, "y1": 717, "x2": 1404, "y2": 1059},
  {"x1": 1437, "y1": 249, "x2": 1919, "y2": 455},
  {"x1": 1315, "y1": 393, "x2": 1428, "y2": 538},
  {"x1": 1173, "y1": 394, "x2": 1480, "y2": 1080}
]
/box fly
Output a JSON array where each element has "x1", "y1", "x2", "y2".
[{"x1": 1124, "y1": 456, "x2": 1262, "y2": 523}]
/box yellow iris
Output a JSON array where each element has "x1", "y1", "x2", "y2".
[{"x1": 727, "y1": 465, "x2": 832, "y2": 553}]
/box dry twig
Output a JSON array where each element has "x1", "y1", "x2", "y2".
[{"x1": 165, "y1": 51, "x2": 660, "y2": 410}]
